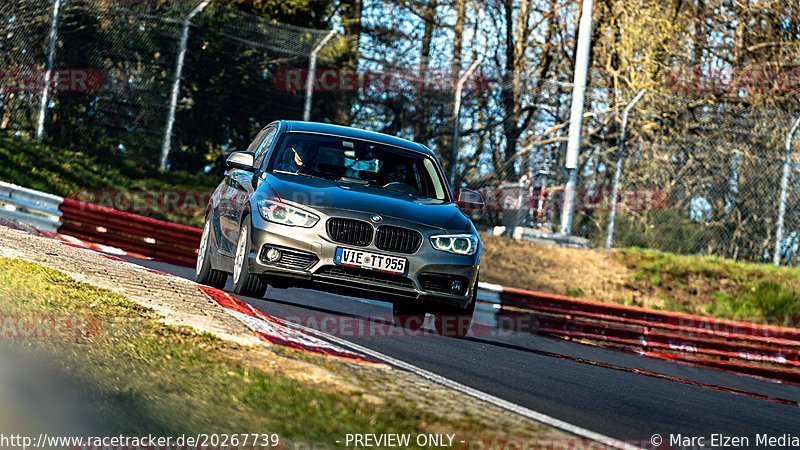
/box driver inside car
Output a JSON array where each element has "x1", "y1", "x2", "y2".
[
  {"x1": 277, "y1": 143, "x2": 319, "y2": 174},
  {"x1": 380, "y1": 160, "x2": 419, "y2": 194},
  {"x1": 382, "y1": 161, "x2": 408, "y2": 184}
]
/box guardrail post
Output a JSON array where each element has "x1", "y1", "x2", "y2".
[
  {"x1": 159, "y1": 0, "x2": 212, "y2": 171},
  {"x1": 605, "y1": 89, "x2": 646, "y2": 249},
  {"x1": 773, "y1": 115, "x2": 800, "y2": 266},
  {"x1": 303, "y1": 29, "x2": 337, "y2": 122},
  {"x1": 35, "y1": 0, "x2": 63, "y2": 141}
]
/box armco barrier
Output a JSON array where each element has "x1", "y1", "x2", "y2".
[
  {"x1": 493, "y1": 286, "x2": 800, "y2": 384},
  {"x1": 58, "y1": 198, "x2": 201, "y2": 267},
  {"x1": 3, "y1": 181, "x2": 800, "y2": 384},
  {"x1": 0, "y1": 182, "x2": 201, "y2": 266},
  {"x1": 0, "y1": 181, "x2": 63, "y2": 232}
]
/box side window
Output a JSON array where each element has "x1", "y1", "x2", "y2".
[{"x1": 254, "y1": 126, "x2": 278, "y2": 168}]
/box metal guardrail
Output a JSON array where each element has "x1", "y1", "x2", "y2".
[{"x1": 0, "y1": 181, "x2": 63, "y2": 232}]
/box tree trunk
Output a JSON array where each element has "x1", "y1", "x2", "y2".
[
  {"x1": 414, "y1": 0, "x2": 439, "y2": 145},
  {"x1": 440, "y1": 0, "x2": 467, "y2": 175}
]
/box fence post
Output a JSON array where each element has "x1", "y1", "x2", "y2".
[
  {"x1": 605, "y1": 89, "x2": 646, "y2": 249},
  {"x1": 159, "y1": 0, "x2": 211, "y2": 171},
  {"x1": 303, "y1": 29, "x2": 337, "y2": 122},
  {"x1": 35, "y1": 0, "x2": 63, "y2": 141},
  {"x1": 449, "y1": 58, "x2": 481, "y2": 186},
  {"x1": 773, "y1": 116, "x2": 800, "y2": 266}
]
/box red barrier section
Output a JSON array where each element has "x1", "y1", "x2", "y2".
[
  {"x1": 500, "y1": 286, "x2": 800, "y2": 341},
  {"x1": 496, "y1": 288, "x2": 800, "y2": 384},
  {"x1": 58, "y1": 198, "x2": 201, "y2": 267}
]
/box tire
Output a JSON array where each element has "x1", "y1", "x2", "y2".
[
  {"x1": 432, "y1": 276, "x2": 478, "y2": 339},
  {"x1": 195, "y1": 217, "x2": 228, "y2": 289},
  {"x1": 392, "y1": 302, "x2": 426, "y2": 331},
  {"x1": 232, "y1": 217, "x2": 268, "y2": 298}
]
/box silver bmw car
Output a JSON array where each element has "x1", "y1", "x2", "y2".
[{"x1": 196, "y1": 121, "x2": 484, "y2": 337}]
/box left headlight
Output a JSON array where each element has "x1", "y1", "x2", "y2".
[
  {"x1": 429, "y1": 234, "x2": 479, "y2": 255},
  {"x1": 257, "y1": 199, "x2": 319, "y2": 228}
]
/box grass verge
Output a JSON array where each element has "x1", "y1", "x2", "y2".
[
  {"x1": 0, "y1": 256, "x2": 554, "y2": 447},
  {"x1": 622, "y1": 247, "x2": 800, "y2": 326}
]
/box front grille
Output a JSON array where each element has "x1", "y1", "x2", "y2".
[
  {"x1": 418, "y1": 273, "x2": 470, "y2": 296},
  {"x1": 375, "y1": 226, "x2": 422, "y2": 254},
  {"x1": 316, "y1": 266, "x2": 415, "y2": 291},
  {"x1": 326, "y1": 218, "x2": 373, "y2": 246},
  {"x1": 259, "y1": 246, "x2": 318, "y2": 271}
]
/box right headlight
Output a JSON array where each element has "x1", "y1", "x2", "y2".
[{"x1": 429, "y1": 234, "x2": 479, "y2": 255}]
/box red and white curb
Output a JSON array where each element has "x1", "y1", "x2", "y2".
[{"x1": 197, "y1": 285, "x2": 377, "y2": 363}]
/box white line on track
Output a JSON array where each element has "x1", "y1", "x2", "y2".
[{"x1": 274, "y1": 317, "x2": 645, "y2": 450}]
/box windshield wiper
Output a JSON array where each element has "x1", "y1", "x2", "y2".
[
  {"x1": 338, "y1": 176, "x2": 370, "y2": 186},
  {"x1": 273, "y1": 169, "x2": 326, "y2": 181}
]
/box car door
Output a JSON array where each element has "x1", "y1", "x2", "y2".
[
  {"x1": 217, "y1": 128, "x2": 268, "y2": 256},
  {"x1": 220, "y1": 125, "x2": 279, "y2": 256}
]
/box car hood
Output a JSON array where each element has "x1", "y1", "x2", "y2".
[{"x1": 261, "y1": 172, "x2": 473, "y2": 232}]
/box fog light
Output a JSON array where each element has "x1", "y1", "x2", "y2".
[
  {"x1": 450, "y1": 280, "x2": 463, "y2": 292},
  {"x1": 265, "y1": 248, "x2": 282, "y2": 262}
]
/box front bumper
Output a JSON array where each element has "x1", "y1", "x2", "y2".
[{"x1": 246, "y1": 210, "x2": 479, "y2": 309}]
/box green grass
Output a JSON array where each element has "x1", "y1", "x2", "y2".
[
  {"x1": 565, "y1": 287, "x2": 585, "y2": 298},
  {"x1": 0, "y1": 134, "x2": 216, "y2": 227},
  {"x1": 621, "y1": 247, "x2": 800, "y2": 326},
  {"x1": 0, "y1": 257, "x2": 464, "y2": 445}
]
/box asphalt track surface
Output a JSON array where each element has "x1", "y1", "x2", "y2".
[{"x1": 130, "y1": 257, "x2": 800, "y2": 449}]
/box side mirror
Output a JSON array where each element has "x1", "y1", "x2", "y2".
[
  {"x1": 226, "y1": 151, "x2": 256, "y2": 171},
  {"x1": 455, "y1": 188, "x2": 484, "y2": 211}
]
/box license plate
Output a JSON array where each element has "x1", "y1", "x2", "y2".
[{"x1": 335, "y1": 247, "x2": 407, "y2": 274}]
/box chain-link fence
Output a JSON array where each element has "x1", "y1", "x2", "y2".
[
  {"x1": 1, "y1": 0, "x2": 350, "y2": 170},
  {"x1": 478, "y1": 87, "x2": 800, "y2": 266},
  {"x1": 602, "y1": 94, "x2": 800, "y2": 265},
  {"x1": 3, "y1": 0, "x2": 800, "y2": 266}
]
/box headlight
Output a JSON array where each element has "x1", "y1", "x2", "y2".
[
  {"x1": 430, "y1": 234, "x2": 479, "y2": 255},
  {"x1": 257, "y1": 199, "x2": 319, "y2": 227}
]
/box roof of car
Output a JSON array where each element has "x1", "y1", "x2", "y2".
[{"x1": 282, "y1": 121, "x2": 434, "y2": 157}]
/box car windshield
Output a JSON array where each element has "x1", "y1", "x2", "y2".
[{"x1": 269, "y1": 132, "x2": 448, "y2": 201}]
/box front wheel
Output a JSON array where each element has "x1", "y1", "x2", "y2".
[
  {"x1": 195, "y1": 218, "x2": 227, "y2": 289},
  {"x1": 232, "y1": 218, "x2": 268, "y2": 298}
]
